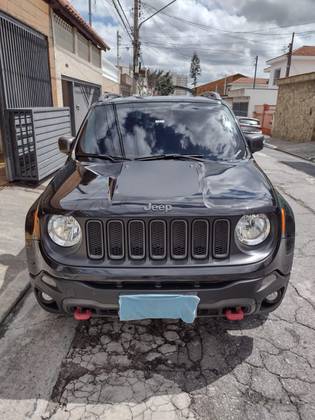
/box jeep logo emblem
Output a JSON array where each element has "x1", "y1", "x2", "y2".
[{"x1": 144, "y1": 203, "x2": 173, "y2": 212}]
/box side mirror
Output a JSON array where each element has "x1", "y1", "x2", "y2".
[
  {"x1": 58, "y1": 136, "x2": 75, "y2": 155},
  {"x1": 245, "y1": 134, "x2": 264, "y2": 154}
]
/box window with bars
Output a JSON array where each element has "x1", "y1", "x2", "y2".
[
  {"x1": 53, "y1": 14, "x2": 74, "y2": 53},
  {"x1": 77, "y1": 32, "x2": 89, "y2": 61},
  {"x1": 91, "y1": 45, "x2": 101, "y2": 68},
  {"x1": 232, "y1": 102, "x2": 249, "y2": 117}
]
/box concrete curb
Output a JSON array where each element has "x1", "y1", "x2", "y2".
[
  {"x1": 0, "y1": 281, "x2": 30, "y2": 325},
  {"x1": 264, "y1": 143, "x2": 315, "y2": 163}
]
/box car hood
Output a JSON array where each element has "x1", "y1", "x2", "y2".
[{"x1": 46, "y1": 158, "x2": 276, "y2": 216}]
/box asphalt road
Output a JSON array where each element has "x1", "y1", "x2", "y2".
[{"x1": 0, "y1": 147, "x2": 314, "y2": 420}]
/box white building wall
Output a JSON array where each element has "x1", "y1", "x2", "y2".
[
  {"x1": 102, "y1": 55, "x2": 120, "y2": 94},
  {"x1": 246, "y1": 88, "x2": 278, "y2": 117},
  {"x1": 228, "y1": 88, "x2": 278, "y2": 117},
  {"x1": 172, "y1": 73, "x2": 188, "y2": 95},
  {"x1": 229, "y1": 81, "x2": 267, "y2": 91},
  {"x1": 268, "y1": 56, "x2": 315, "y2": 88}
]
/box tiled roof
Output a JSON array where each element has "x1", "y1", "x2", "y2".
[
  {"x1": 49, "y1": 0, "x2": 110, "y2": 50},
  {"x1": 292, "y1": 46, "x2": 315, "y2": 56},
  {"x1": 196, "y1": 73, "x2": 245, "y2": 89},
  {"x1": 267, "y1": 45, "x2": 315, "y2": 63}
]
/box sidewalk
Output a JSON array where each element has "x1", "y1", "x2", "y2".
[
  {"x1": 265, "y1": 137, "x2": 315, "y2": 161},
  {"x1": 0, "y1": 182, "x2": 47, "y2": 323}
]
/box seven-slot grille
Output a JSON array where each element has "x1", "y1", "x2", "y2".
[{"x1": 86, "y1": 218, "x2": 230, "y2": 261}]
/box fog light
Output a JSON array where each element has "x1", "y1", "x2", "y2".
[
  {"x1": 265, "y1": 291, "x2": 280, "y2": 304},
  {"x1": 41, "y1": 292, "x2": 54, "y2": 303}
]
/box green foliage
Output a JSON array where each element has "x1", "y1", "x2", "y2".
[
  {"x1": 147, "y1": 69, "x2": 175, "y2": 96},
  {"x1": 190, "y1": 52, "x2": 201, "y2": 88},
  {"x1": 147, "y1": 69, "x2": 164, "y2": 95},
  {"x1": 155, "y1": 71, "x2": 175, "y2": 96}
]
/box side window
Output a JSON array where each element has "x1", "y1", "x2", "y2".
[
  {"x1": 77, "y1": 105, "x2": 121, "y2": 155},
  {"x1": 94, "y1": 106, "x2": 121, "y2": 155}
]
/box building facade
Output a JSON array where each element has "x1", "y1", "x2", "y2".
[
  {"x1": 50, "y1": 1, "x2": 110, "y2": 134},
  {"x1": 102, "y1": 56, "x2": 120, "y2": 95},
  {"x1": 172, "y1": 73, "x2": 189, "y2": 95},
  {"x1": 196, "y1": 74, "x2": 245, "y2": 97},
  {"x1": 272, "y1": 72, "x2": 315, "y2": 142},
  {"x1": 227, "y1": 77, "x2": 278, "y2": 118},
  {"x1": 0, "y1": 0, "x2": 111, "y2": 182},
  {"x1": 265, "y1": 46, "x2": 315, "y2": 88}
]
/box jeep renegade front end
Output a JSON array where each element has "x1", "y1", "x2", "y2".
[{"x1": 25, "y1": 96, "x2": 295, "y2": 322}]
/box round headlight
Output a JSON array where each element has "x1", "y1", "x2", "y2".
[
  {"x1": 48, "y1": 215, "x2": 82, "y2": 247},
  {"x1": 235, "y1": 214, "x2": 270, "y2": 246}
]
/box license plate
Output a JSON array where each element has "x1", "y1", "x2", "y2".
[{"x1": 119, "y1": 294, "x2": 200, "y2": 323}]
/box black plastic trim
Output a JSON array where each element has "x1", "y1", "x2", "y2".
[
  {"x1": 86, "y1": 220, "x2": 104, "y2": 260},
  {"x1": 128, "y1": 220, "x2": 146, "y2": 260},
  {"x1": 192, "y1": 219, "x2": 209, "y2": 259},
  {"x1": 213, "y1": 219, "x2": 230, "y2": 259}
]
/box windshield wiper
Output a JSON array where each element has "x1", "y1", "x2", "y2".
[
  {"x1": 135, "y1": 154, "x2": 206, "y2": 162},
  {"x1": 76, "y1": 153, "x2": 130, "y2": 162}
]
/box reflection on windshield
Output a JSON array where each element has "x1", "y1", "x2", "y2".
[{"x1": 77, "y1": 102, "x2": 247, "y2": 161}]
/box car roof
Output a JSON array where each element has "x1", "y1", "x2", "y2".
[{"x1": 95, "y1": 95, "x2": 223, "y2": 107}]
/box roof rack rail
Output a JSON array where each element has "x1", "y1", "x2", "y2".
[
  {"x1": 97, "y1": 92, "x2": 121, "y2": 102},
  {"x1": 200, "y1": 91, "x2": 222, "y2": 101}
]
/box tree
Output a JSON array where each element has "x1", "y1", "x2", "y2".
[
  {"x1": 147, "y1": 69, "x2": 164, "y2": 95},
  {"x1": 190, "y1": 52, "x2": 201, "y2": 90},
  {"x1": 156, "y1": 71, "x2": 174, "y2": 96}
]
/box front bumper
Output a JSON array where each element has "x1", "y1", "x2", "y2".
[
  {"x1": 27, "y1": 235, "x2": 294, "y2": 318},
  {"x1": 31, "y1": 270, "x2": 290, "y2": 317}
]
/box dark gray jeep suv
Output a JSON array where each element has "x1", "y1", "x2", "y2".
[{"x1": 25, "y1": 96, "x2": 295, "y2": 323}]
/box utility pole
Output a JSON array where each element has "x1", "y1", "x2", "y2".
[
  {"x1": 132, "y1": 0, "x2": 140, "y2": 93},
  {"x1": 132, "y1": 0, "x2": 177, "y2": 94},
  {"x1": 88, "y1": 0, "x2": 92, "y2": 26},
  {"x1": 253, "y1": 55, "x2": 258, "y2": 89},
  {"x1": 286, "y1": 32, "x2": 295, "y2": 77},
  {"x1": 116, "y1": 30, "x2": 121, "y2": 67}
]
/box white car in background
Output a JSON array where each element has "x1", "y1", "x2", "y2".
[{"x1": 237, "y1": 117, "x2": 262, "y2": 135}]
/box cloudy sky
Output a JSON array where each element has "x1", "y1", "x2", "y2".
[{"x1": 70, "y1": 0, "x2": 315, "y2": 86}]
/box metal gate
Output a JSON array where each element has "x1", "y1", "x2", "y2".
[
  {"x1": 7, "y1": 107, "x2": 71, "y2": 182},
  {"x1": 0, "y1": 12, "x2": 52, "y2": 108},
  {"x1": 0, "y1": 11, "x2": 53, "y2": 180}
]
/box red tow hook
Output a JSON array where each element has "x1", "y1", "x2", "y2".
[
  {"x1": 224, "y1": 307, "x2": 244, "y2": 321},
  {"x1": 74, "y1": 307, "x2": 92, "y2": 321}
]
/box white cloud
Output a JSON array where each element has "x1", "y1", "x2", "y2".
[{"x1": 70, "y1": 0, "x2": 315, "y2": 85}]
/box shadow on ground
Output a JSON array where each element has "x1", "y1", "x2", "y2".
[
  {"x1": 0, "y1": 248, "x2": 27, "y2": 296},
  {"x1": 281, "y1": 160, "x2": 315, "y2": 177}
]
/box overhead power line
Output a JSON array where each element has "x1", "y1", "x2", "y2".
[
  {"x1": 142, "y1": 1, "x2": 315, "y2": 37},
  {"x1": 106, "y1": 0, "x2": 133, "y2": 40},
  {"x1": 116, "y1": 0, "x2": 133, "y2": 32}
]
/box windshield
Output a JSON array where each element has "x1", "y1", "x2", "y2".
[{"x1": 77, "y1": 102, "x2": 247, "y2": 161}]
